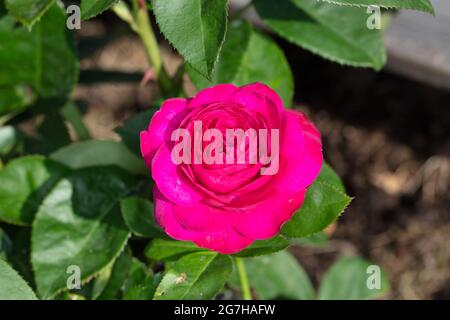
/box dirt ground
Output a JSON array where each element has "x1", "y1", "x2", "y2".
[{"x1": 75, "y1": 17, "x2": 449, "y2": 300}]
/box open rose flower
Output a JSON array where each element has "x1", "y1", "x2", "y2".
[{"x1": 140, "y1": 83, "x2": 323, "y2": 254}]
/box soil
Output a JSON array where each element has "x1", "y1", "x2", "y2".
[{"x1": 75, "y1": 16, "x2": 449, "y2": 300}]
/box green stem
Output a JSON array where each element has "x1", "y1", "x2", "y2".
[
  {"x1": 235, "y1": 257, "x2": 252, "y2": 300},
  {"x1": 131, "y1": 0, "x2": 172, "y2": 95}
]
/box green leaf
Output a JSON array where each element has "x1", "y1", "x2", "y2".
[
  {"x1": 122, "y1": 258, "x2": 156, "y2": 300},
  {"x1": 25, "y1": 112, "x2": 71, "y2": 155},
  {"x1": 145, "y1": 239, "x2": 204, "y2": 262},
  {"x1": 123, "y1": 274, "x2": 159, "y2": 300},
  {"x1": 155, "y1": 252, "x2": 232, "y2": 300},
  {"x1": 318, "y1": 256, "x2": 390, "y2": 299},
  {"x1": 0, "y1": 85, "x2": 35, "y2": 115},
  {"x1": 81, "y1": 0, "x2": 119, "y2": 20},
  {"x1": 61, "y1": 102, "x2": 91, "y2": 141},
  {"x1": 7, "y1": 228, "x2": 35, "y2": 286},
  {"x1": 0, "y1": 226, "x2": 12, "y2": 259},
  {"x1": 31, "y1": 166, "x2": 137, "y2": 298},
  {"x1": 254, "y1": 0, "x2": 386, "y2": 70},
  {"x1": 50, "y1": 140, "x2": 147, "y2": 175},
  {"x1": 291, "y1": 231, "x2": 329, "y2": 247},
  {"x1": 317, "y1": 0, "x2": 434, "y2": 14},
  {"x1": 317, "y1": 162, "x2": 345, "y2": 191},
  {"x1": 153, "y1": 0, "x2": 228, "y2": 78},
  {"x1": 281, "y1": 163, "x2": 352, "y2": 238},
  {"x1": 121, "y1": 197, "x2": 164, "y2": 238},
  {"x1": 5, "y1": 0, "x2": 56, "y2": 27},
  {"x1": 187, "y1": 20, "x2": 294, "y2": 107},
  {"x1": 0, "y1": 4, "x2": 78, "y2": 115},
  {"x1": 230, "y1": 251, "x2": 314, "y2": 300},
  {"x1": 233, "y1": 236, "x2": 289, "y2": 258},
  {"x1": 0, "y1": 155, "x2": 69, "y2": 226},
  {"x1": 0, "y1": 125, "x2": 23, "y2": 157},
  {"x1": 115, "y1": 108, "x2": 156, "y2": 155},
  {"x1": 96, "y1": 248, "x2": 132, "y2": 300},
  {"x1": 0, "y1": 258, "x2": 37, "y2": 300}
]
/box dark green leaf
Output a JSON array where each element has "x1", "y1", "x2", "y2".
[
  {"x1": 81, "y1": 0, "x2": 119, "y2": 20},
  {"x1": 318, "y1": 256, "x2": 390, "y2": 299},
  {"x1": 50, "y1": 140, "x2": 147, "y2": 175},
  {"x1": 145, "y1": 239, "x2": 203, "y2": 262},
  {"x1": 0, "y1": 226, "x2": 12, "y2": 259},
  {"x1": 5, "y1": 0, "x2": 56, "y2": 27},
  {"x1": 153, "y1": 0, "x2": 228, "y2": 78},
  {"x1": 7, "y1": 228, "x2": 35, "y2": 286},
  {"x1": 230, "y1": 251, "x2": 314, "y2": 300},
  {"x1": 121, "y1": 197, "x2": 164, "y2": 238},
  {"x1": 96, "y1": 248, "x2": 132, "y2": 300},
  {"x1": 233, "y1": 236, "x2": 289, "y2": 258},
  {"x1": 254, "y1": 0, "x2": 386, "y2": 70},
  {"x1": 25, "y1": 112, "x2": 71, "y2": 155},
  {"x1": 115, "y1": 108, "x2": 156, "y2": 155},
  {"x1": 123, "y1": 274, "x2": 159, "y2": 300},
  {"x1": 31, "y1": 166, "x2": 136, "y2": 298},
  {"x1": 0, "y1": 4, "x2": 78, "y2": 115},
  {"x1": 187, "y1": 20, "x2": 294, "y2": 106},
  {"x1": 122, "y1": 258, "x2": 156, "y2": 300},
  {"x1": 317, "y1": 0, "x2": 434, "y2": 14},
  {"x1": 0, "y1": 155, "x2": 69, "y2": 225},
  {"x1": 0, "y1": 258, "x2": 37, "y2": 300},
  {"x1": 281, "y1": 164, "x2": 352, "y2": 238},
  {"x1": 155, "y1": 252, "x2": 232, "y2": 300}
]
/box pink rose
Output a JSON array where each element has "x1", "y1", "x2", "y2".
[{"x1": 140, "y1": 83, "x2": 323, "y2": 254}]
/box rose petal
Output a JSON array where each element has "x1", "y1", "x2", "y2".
[
  {"x1": 188, "y1": 84, "x2": 239, "y2": 108},
  {"x1": 152, "y1": 142, "x2": 203, "y2": 206},
  {"x1": 230, "y1": 87, "x2": 280, "y2": 128},
  {"x1": 238, "y1": 82, "x2": 284, "y2": 112},
  {"x1": 140, "y1": 98, "x2": 187, "y2": 167},
  {"x1": 234, "y1": 189, "x2": 306, "y2": 239},
  {"x1": 154, "y1": 187, "x2": 253, "y2": 254},
  {"x1": 274, "y1": 110, "x2": 323, "y2": 193}
]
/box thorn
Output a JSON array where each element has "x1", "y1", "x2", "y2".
[{"x1": 140, "y1": 68, "x2": 156, "y2": 86}]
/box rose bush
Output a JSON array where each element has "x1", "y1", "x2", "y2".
[{"x1": 140, "y1": 83, "x2": 323, "y2": 253}]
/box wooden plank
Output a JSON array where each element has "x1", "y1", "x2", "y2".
[{"x1": 385, "y1": 0, "x2": 450, "y2": 90}]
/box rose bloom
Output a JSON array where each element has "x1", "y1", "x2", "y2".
[{"x1": 140, "y1": 83, "x2": 323, "y2": 254}]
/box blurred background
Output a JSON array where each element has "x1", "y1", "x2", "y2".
[{"x1": 68, "y1": 0, "x2": 449, "y2": 299}]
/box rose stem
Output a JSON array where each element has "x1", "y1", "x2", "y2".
[
  {"x1": 129, "y1": 0, "x2": 172, "y2": 95},
  {"x1": 235, "y1": 257, "x2": 252, "y2": 300}
]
